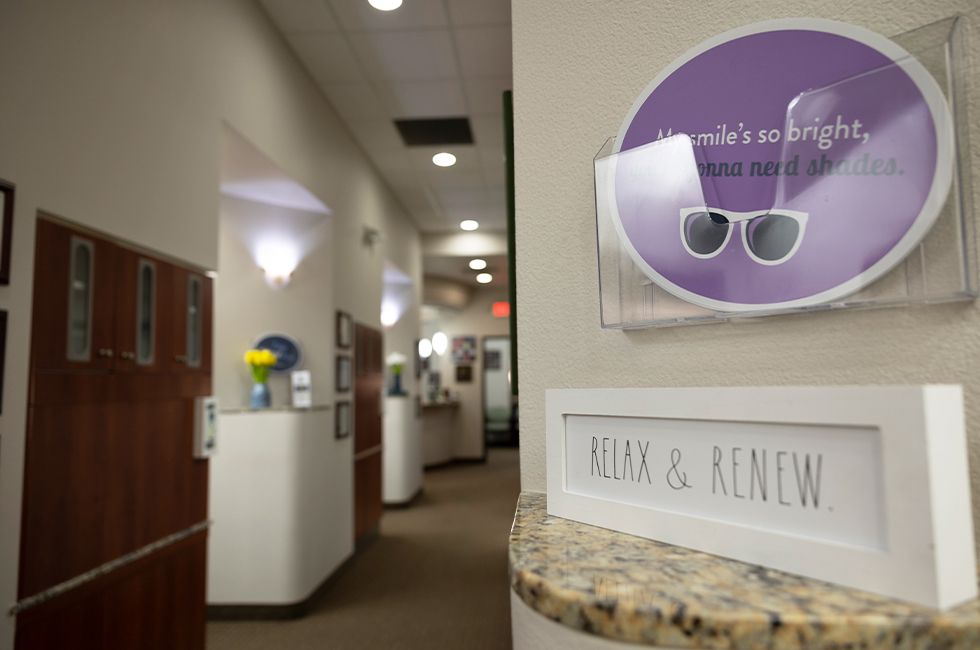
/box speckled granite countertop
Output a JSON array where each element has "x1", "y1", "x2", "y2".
[{"x1": 509, "y1": 492, "x2": 980, "y2": 649}]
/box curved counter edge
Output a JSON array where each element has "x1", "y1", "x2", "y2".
[{"x1": 508, "y1": 491, "x2": 980, "y2": 649}]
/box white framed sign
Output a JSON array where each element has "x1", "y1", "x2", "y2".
[{"x1": 546, "y1": 386, "x2": 976, "y2": 609}]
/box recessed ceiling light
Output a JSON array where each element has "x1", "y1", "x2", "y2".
[
  {"x1": 476, "y1": 273, "x2": 493, "y2": 284},
  {"x1": 468, "y1": 258, "x2": 487, "y2": 270},
  {"x1": 368, "y1": 0, "x2": 402, "y2": 11},
  {"x1": 432, "y1": 152, "x2": 457, "y2": 167},
  {"x1": 459, "y1": 220, "x2": 479, "y2": 231}
]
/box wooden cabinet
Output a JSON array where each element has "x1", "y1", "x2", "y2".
[
  {"x1": 18, "y1": 216, "x2": 212, "y2": 648},
  {"x1": 30, "y1": 217, "x2": 211, "y2": 384},
  {"x1": 170, "y1": 266, "x2": 212, "y2": 375},
  {"x1": 31, "y1": 219, "x2": 117, "y2": 373}
]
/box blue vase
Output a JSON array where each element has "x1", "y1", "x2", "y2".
[{"x1": 250, "y1": 382, "x2": 271, "y2": 409}]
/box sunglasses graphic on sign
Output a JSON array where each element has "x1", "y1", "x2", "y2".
[{"x1": 679, "y1": 208, "x2": 809, "y2": 266}]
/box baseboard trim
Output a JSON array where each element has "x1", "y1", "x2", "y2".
[
  {"x1": 207, "y1": 550, "x2": 356, "y2": 621},
  {"x1": 384, "y1": 486, "x2": 423, "y2": 509}
]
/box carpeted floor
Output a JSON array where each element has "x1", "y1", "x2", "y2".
[{"x1": 207, "y1": 448, "x2": 521, "y2": 649}]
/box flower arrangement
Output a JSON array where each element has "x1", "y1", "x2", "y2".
[
  {"x1": 244, "y1": 348, "x2": 278, "y2": 409},
  {"x1": 244, "y1": 348, "x2": 278, "y2": 382}
]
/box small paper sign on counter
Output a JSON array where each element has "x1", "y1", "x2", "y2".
[{"x1": 546, "y1": 386, "x2": 976, "y2": 609}]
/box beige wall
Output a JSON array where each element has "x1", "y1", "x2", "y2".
[
  {"x1": 0, "y1": 2, "x2": 419, "y2": 645},
  {"x1": 425, "y1": 287, "x2": 511, "y2": 459},
  {"x1": 216, "y1": 195, "x2": 336, "y2": 409},
  {"x1": 512, "y1": 0, "x2": 980, "y2": 542}
]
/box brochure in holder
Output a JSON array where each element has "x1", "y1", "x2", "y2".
[{"x1": 594, "y1": 15, "x2": 976, "y2": 329}]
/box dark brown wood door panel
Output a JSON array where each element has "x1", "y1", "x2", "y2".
[
  {"x1": 31, "y1": 218, "x2": 117, "y2": 373},
  {"x1": 15, "y1": 531, "x2": 206, "y2": 650},
  {"x1": 19, "y1": 216, "x2": 211, "y2": 647},
  {"x1": 353, "y1": 322, "x2": 383, "y2": 541},
  {"x1": 19, "y1": 399, "x2": 208, "y2": 598}
]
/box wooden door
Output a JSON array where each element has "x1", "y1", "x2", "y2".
[
  {"x1": 31, "y1": 218, "x2": 117, "y2": 374},
  {"x1": 353, "y1": 322, "x2": 383, "y2": 542},
  {"x1": 113, "y1": 249, "x2": 173, "y2": 374},
  {"x1": 170, "y1": 266, "x2": 212, "y2": 375},
  {"x1": 18, "y1": 216, "x2": 209, "y2": 650}
]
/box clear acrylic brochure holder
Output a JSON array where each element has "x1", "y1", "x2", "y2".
[{"x1": 595, "y1": 15, "x2": 977, "y2": 329}]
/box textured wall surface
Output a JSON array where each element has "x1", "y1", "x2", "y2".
[{"x1": 512, "y1": 0, "x2": 980, "y2": 549}]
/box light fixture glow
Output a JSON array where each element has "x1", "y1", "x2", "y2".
[
  {"x1": 255, "y1": 240, "x2": 300, "y2": 288},
  {"x1": 459, "y1": 220, "x2": 479, "y2": 231},
  {"x1": 380, "y1": 301, "x2": 400, "y2": 328},
  {"x1": 468, "y1": 258, "x2": 487, "y2": 270},
  {"x1": 432, "y1": 331, "x2": 449, "y2": 356},
  {"x1": 476, "y1": 273, "x2": 493, "y2": 284},
  {"x1": 368, "y1": 0, "x2": 402, "y2": 11},
  {"x1": 432, "y1": 152, "x2": 457, "y2": 167},
  {"x1": 418, "y1": 338, "x2": 433, "y2": 359}
]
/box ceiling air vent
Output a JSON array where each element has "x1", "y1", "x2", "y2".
[{"x1": 394, "y1": 117, "x2": 473, "y2": 146}]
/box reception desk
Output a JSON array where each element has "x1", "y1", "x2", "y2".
[
  {"x1": 383, "y1": 396, "x2": 423, "y2": 505},
  {"x1": 420, "y1": 400, "x2": 459, "y2": 467},
  {"x1": 208, "y1": 407, "x2": 352, "y2": 610}
]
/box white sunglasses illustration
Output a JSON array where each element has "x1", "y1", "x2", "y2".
[{"x1": 679, "y1": 207, "x2": 809, "y2": 266}]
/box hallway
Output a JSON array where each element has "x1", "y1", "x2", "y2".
[{"x1": 207, "y1": 448, "x2": 520, "y2": 649}]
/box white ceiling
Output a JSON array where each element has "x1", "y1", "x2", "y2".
[
  {"x1": 260, "y1": 0, "x2": 512, "y2": 234},
  {"x1": 424, "y1": 253, "x2": 508, "y2": 287}
]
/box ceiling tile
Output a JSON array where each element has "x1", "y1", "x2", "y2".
[
  {"x1": 421, "y1": 167, "x2": 485, "y2": 191},
  {"x1": 454, "y1": 26, "x2": 511, "y2": 77},
  {"x1": 287, "y1": 32, "x2": 364, "y2": 84},
  {"x1": 346, "y1": 119, "x2": 405, "y2": 150},
  {"x1": 447, "y1": 0, "x2": 511, "y2": 26},
  {"x1": 349, "y1": 30, "x2": 458, "y2": 81},
  {"x1": 328, "y1": 0, "x2": 448, "y2": 31},
  {"x1": 480, "y1": 149, "x2": 506, "y2": 185},
  {"x1": 384, "y1": 80, "x2": 467, "y2": 118},
  {"x1": 470, "y1": 115, "x2": 504, "y2": 149},
  {"x1": 463, "y1": 77, "x2": 510, "y2": 115},
  {"x1": 260, "y1": 0, "x2": 340, "y2": 32},
  {"x1": 368, "y1": 149, "x2": 416, "y2": 177},
  {"x1": 321, "y1": 83, "x2": 387, "y2": 119}
]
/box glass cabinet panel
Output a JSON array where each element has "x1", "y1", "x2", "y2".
[
  {"x1": 66, "y1": 237, "x2": 94, "y2": 361},
  {"x1": 187, "y1": 275, "x2": 202, "y2": 367},
  {"x1": 136, "y1": 259, "x2": 156, "y2": 365}
]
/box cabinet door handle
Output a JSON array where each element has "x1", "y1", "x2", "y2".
[
  {"x1": 120, "y1": 351, "x2": 135, "y2": 361},
  {"x1": 175, "y1": 355, "x2": 188, "y2": 364},
  {"x1": 98, "y1": 348, "x2": 115, "y2": 358}
]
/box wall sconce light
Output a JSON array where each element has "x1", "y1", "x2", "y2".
[
  {"x1": 381, "y1": 301, "x2": 400, "y2": 328},
  {"x1": 256, "y1": 240, "x2": 299, "y2": 289},
  {"x1": 432, "y1": 331, "x2": 448, "y2": 356},
  {"x1": 418, "y1": 338, "x2": 433, "y2": 359}
]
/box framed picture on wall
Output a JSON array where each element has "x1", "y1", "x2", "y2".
[
  {"x1": 456, "y1": 365, "x2": 473, "y2": 383},
  {"x1": 0, "y1": 310, "x2": 6, "y2": 413},
  {"x1": 0, "y1": 180, "x2": 15, "y2": 285},
  {"x1": 451, "y1": 336, "x2": 477, "y2": 365},
  {"x1": 336, "y1": 355, "x2": 352, "y2": 392},
  {"x1": 335, "y1": 400, "x2": 351, "y2": 439},
  {"x1": 336, "y1": 310, "x2": 352, "y2": 349}
]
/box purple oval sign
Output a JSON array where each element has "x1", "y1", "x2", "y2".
[{"x1": 610, "y1": 19, "x2": 952, "y2": 311}]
